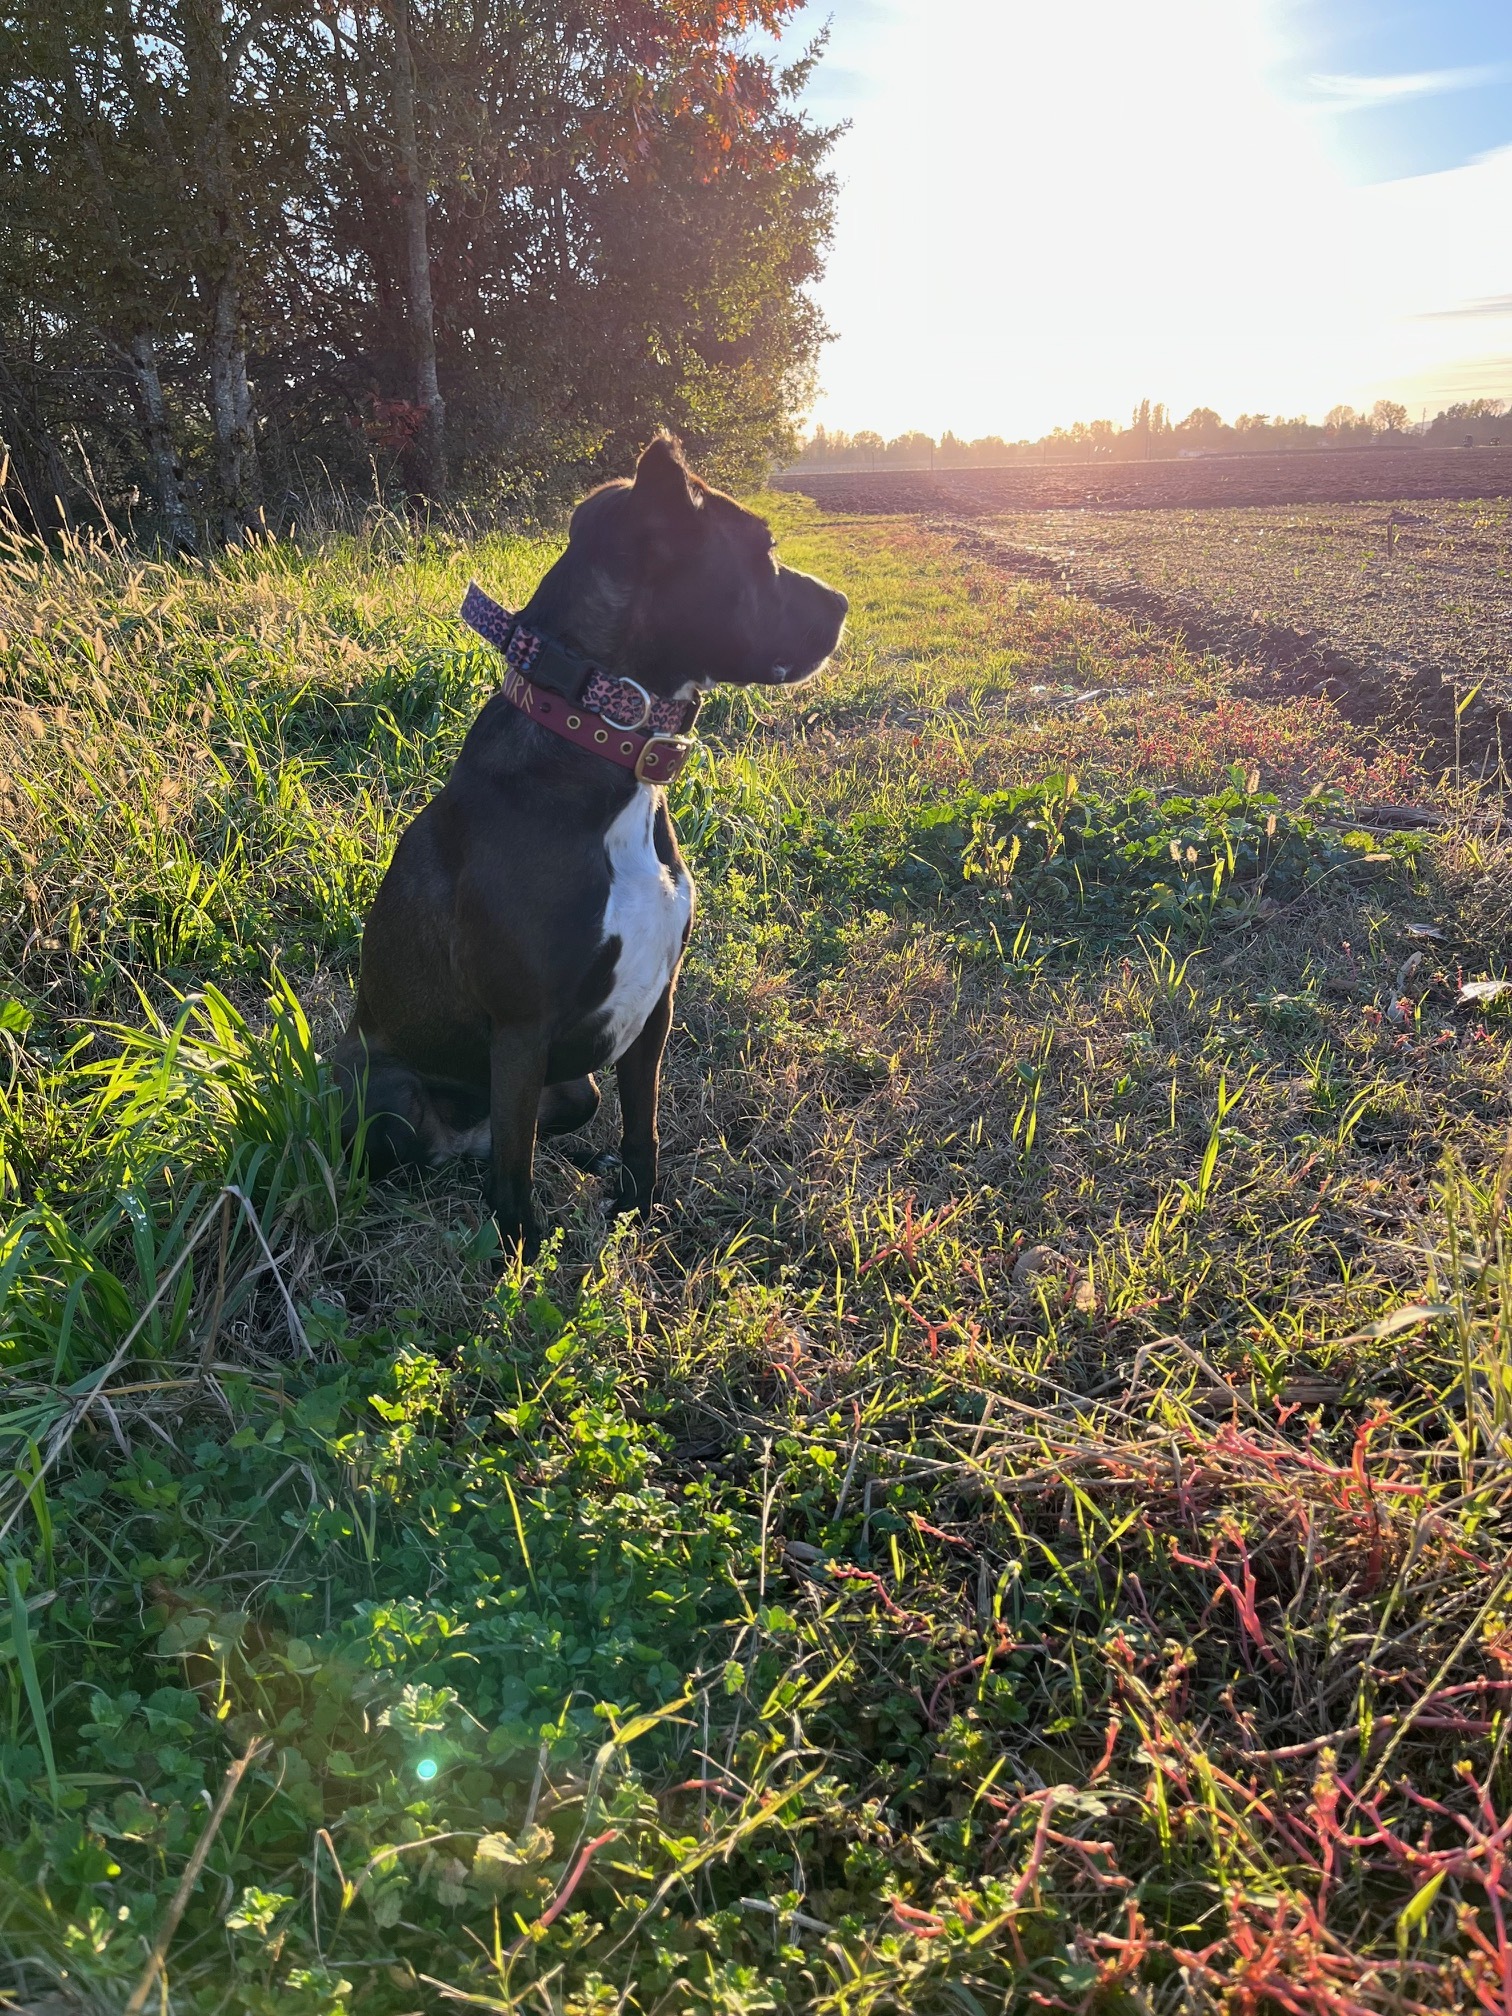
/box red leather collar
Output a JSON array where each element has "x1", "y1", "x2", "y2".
[
  {"x1": 494, "y1": 665, "x2": 696, "y2": 783},
  {"x1": 461, "y1": 581, "x2": 698, "y2": 781}
]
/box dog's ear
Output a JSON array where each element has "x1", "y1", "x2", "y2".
[{"x1": 633, "y1": 434, "x2": 701, "y2": 522}]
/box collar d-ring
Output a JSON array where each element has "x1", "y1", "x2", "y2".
[{"x1": 597, "y1": 677, "x2": 654, "y2": 732}]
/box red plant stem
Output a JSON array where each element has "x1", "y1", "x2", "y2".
[
  {"x1": 1042, "y1": 1826, "x2": 1130, "y2": 1889},
  {"x1": 1171, "y1": 1533, "x2": 1283, "y2": 1668},
  {"x1": 1088, "y1": 1713, "x2": 1122, "y2": 1784},
  {"x1": 890, "y1": 1898, "x2": 947, "y2": 1936},
  {"x1": 1242, "y1": 1713, "x2": 1497, "y2": 1763},
  {"x1": 508, "y1": 1830, "x2": 618, "y2": 1956},
  {"x1": 909, "y1": 1511, "x2": 975, "y2": 1548},
  {"x1": 829, "y1": 1563, "x2": 928, "y2": 1630},
  {"x1": 927, "y1": 1654, "x2": 989, "y2": 1726},
  {"x1": 925, "y1": 1627, "x2": 1023, "y2": 1725},
  {"x1": 858, "y1": 1194, "x2": 967, "y2": 1273},
  {"x1": 1011, "y1": 1792, "x2": 1058, "y2": 1910}
]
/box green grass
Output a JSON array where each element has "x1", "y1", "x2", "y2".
[{"x1": 2, "y1": 497, "x2": 1512, "y2": 2014}]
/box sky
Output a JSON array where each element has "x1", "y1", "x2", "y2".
[{"x1": 776, "y1": 0, "x2": 1512, "y2": 440}]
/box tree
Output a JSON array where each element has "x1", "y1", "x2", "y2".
[
  {"x1": 62, "y1": 6, "x2": 198, "y2": 544},
  {"x1": 1324, "y1": 404, "x2": 1361, "y2": 438},
  {"x1": 1, "y1": 0, "x2": 835, "y2": 533},
  {"x1": 310, "y1": 0, "x2": 830, "y2": 498},
  {"x1": 386, "y1": 0, "x2": 444, "y2": 501},
  {"x1": 4, "y1": 0, "x2": 320, "y2": 539},
  {"x1": 885, "y1": 430, "x2": 934, "y2": 466},
  {"x1": 0, "y1": 0, "x2": 197, "y2": 540},
  {"x1": 1369, "y1": 400, "x2": 1408, "y2": 434}
]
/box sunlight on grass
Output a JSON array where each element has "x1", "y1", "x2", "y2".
[{"x1": 1, "y1": 499, "x2": 1511, "y2": 2012}]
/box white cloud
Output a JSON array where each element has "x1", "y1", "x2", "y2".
[
  {"x1": 1419, "y1": 296, "x2": 1512, "y2": 322},
  {"x1": 1306, "y1": 66, "x2": 1504, "y2": 112}
]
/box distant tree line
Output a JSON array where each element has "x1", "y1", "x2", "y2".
[
  {"x1": 793, "y1": 395, "x2": 1510, "y2": 472},
  {"x1": 0, "y1": 1, "x2": 835, "y2": 545}
]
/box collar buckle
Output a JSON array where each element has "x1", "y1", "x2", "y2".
[{"x1": 634, "y1": 735, "x2": 693, "y2": 783}]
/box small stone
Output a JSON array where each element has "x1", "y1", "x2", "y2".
[{"x1": 1012, "y1": 1245, "x2": 1065, "y2": 1289}]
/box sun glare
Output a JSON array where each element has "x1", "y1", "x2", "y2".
[{"x1": 810, "y1": 0, "x2": 1512, "y2": 438}]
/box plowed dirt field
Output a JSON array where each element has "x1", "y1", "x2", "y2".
[
  {"x1": 778, "y1": 444, "x2": 1512, "y2": 514},
  {"x1": 780, "y1": 451, "x2": 1512, "y2": 757}
]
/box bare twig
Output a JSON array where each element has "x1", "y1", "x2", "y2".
[
  {"x1": 225, "y1": 1185, "x2": 312, "y2": 1357},
  {"x1": 198, "y1": 1192, "x2": 232, "y2": 1376},
  {"x1": 123, "y1": 1736, "x2": 269, "y2": 2015},
  {"x1": 0, "y1": 1191, "x2": 231, "y2": 1549}
]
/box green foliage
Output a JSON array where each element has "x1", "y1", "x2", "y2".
[
  {"x1": 764, "y1": 769, "x2": 1400, "y2": 942},
  {"x1": 0, "y1": 515, "x2": 532, "y2": 1014}
]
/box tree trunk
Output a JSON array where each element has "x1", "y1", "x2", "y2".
[
  {"x1": 64, "y1": 58, "x2": 197, "y2": 549},
  {"x1": 231, "y1": 338, "x2": 261, "y2": 528},
  {"x1": 0, "y1": 349, "x2": 73, "y2": 535},
  {"x1": 391, "y1": 0, "x2": 446, "y2": 503},
  {"x1": 184, "y1": 0, "x2": 261, "y2": 540},
  {"x1": 206, "y1": 267, "x2": 259, "y2": 540},
  {"x1": 127, "y1": 330, "x2": 197, "y2": 552}
]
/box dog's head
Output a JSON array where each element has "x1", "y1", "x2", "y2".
[{"x1": 541, "y1": 435, "x2": 848, "y2": 697}]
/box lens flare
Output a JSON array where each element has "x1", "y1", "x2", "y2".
[{"x1": 415, "y1": 1757, "x2": 439, "y2": 1782}]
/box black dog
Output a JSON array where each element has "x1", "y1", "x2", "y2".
[{"x1": 332, "y1": 436, "x2": 848, "y2": 1253}]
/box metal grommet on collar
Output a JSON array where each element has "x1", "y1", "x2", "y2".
[
  {"x1": 567, "y1": 714, "x2": 581, "y2": 729},
  {"x1": 594, "y1": 729, "x2": 607, "y2": 743}
]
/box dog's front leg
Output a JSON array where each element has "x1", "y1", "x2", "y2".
[
  {"x1": 613, "y1": 982, "x2": 674, "y2": 1220},
  {"x1": 488, "y1": 1027, "x2": 547, "y2": 1257}
]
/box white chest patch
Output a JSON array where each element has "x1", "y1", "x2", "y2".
[{"x1": 598, "y1": 789, "x2": 693, "y2": 1063}]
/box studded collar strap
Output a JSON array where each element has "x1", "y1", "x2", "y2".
[
  {"x1": 491, "y1": 668, "x2": 696, "y2": 784},
  {"x1": 461, "y1": 582, "x2": 699, "y2": 737}
]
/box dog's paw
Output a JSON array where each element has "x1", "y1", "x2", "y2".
[
  {"x1": 490, "y1": 1210, "x2": 542, "y2": 1264},
  {"x1": 610, "y1": 1145, "x2": 658, "y2": 1222},
  {"x1": 611, "y1": 1175, "x2": 656, "y2": 1223}
]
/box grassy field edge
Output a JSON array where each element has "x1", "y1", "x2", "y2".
[{"x1": 1, "y1": 499, "x2": 1511, "y2": 2013}]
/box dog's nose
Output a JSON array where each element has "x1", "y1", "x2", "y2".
[{"x1": 829, "y1": 587, "x2": 849, "y2": 618}]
